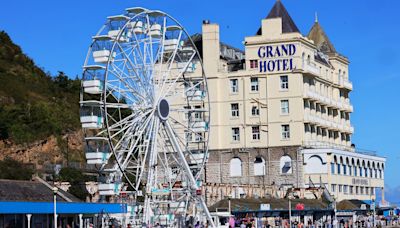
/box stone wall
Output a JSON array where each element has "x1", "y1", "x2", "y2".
[{"x1": 204, "y1": 146, "x2": 305, "y2": 204}]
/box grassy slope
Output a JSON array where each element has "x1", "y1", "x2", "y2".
[{"x1": 0, "y1": 31, "x2": 80, "y2": 144}]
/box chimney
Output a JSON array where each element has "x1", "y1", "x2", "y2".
[{"x1": 202, "y1": 20, "x2": 220, "y2": 77}]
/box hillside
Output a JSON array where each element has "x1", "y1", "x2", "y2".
[{"x1": 0, "y1": 31, "x2": 83, "y2": 165}]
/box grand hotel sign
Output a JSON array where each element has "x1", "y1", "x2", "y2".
[{"x1": 257, "y1": 44, "x2": 296, "y2": 73}]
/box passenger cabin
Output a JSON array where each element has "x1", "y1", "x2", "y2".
[
  {"x1": 84, "y1": 137, "x2": 110, "y2": 165},
  {"x1": 79, "y1": 101, "x2": 103, "y2": 129}
]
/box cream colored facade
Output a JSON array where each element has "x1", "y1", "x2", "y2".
[
  {"x1": 303, "y1": 149, "x2": 385, "y2": 201},
  {"x1": 197, "y1": 1, "x2": 385, "y2": 202},
  {"x1": 204, "y1": 21, "x2": 353, "y2": 151}
]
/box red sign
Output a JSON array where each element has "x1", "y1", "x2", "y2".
[{"x1": 295, "y1": 203, "x2": 304, "y2": 210}]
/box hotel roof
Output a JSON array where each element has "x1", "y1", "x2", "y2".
[
  {"x1": 308, "y1": 20, "x2": 337, "y2": 54},
  {"x1": 256, "y1": 0, "x2": 300, "y2": 35}
]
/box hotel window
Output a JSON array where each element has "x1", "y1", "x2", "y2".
[
  {"x1": 231, "y1": 103, "x2": 239, "y2": 117},
  {"x1": 230, "y1": 157, "x2": 242, "y2": 177},
  {"x1": 370, "y1": 168, "x2": 373, "y2": 178},
  {"x1": 280, "y1": 155, "x2": 292, "y2": 174},
  {"x1": 359, "y1": 167, "x2": 363, "y2": 177},
  {"x1": 194, "y1": 105, "x2": 202, "y2": 121},
  {"x1": 343, "y1": 164, "x2": 347, "y2": 175},
  {"x1": 364, "y1": 168, "x2": 368, "y2": 177},
  {"x1": 281, "y1": 125, "x2": 290, "y2": 140},
  {"x1": 254, "y1": 157, "x2": 265, "y2": 176},
  {"x1": 331, "y1": 184, "x2": 336, "y2": 192},
  {"x1": 348, "y1": 165, "x2": 352, "y2": 176},
  {"x1": 350, "y1": 186, "x2": 354, "y2": 194},
  {"x1": 331, "y1": 163, "x2": 335, "y2": 174},
  {"x1": 338, "y1": 185, "x2": 342, "y2": 193},
  {"x1": 184, "y1": 105, "x2": 191, "y2": 120},
  {"x1": 365, "y1": 187, "x2": 369, "y2": 195},
  {"x1": 354, "y1": 166, "x2": 357, "y2": 176},
  {"x1": 252, "y1": 126, "x2": 260, "y2": 140},
  {"x1": 337, "y1": 163, "x2": 341, "y2": 175},
  {"x1": 250, "y1": 77, "x2": 259, "y2": 91},
  {"x1": 374, "y1": 169, "x2": 378, "y2": 178},
  {"x1": 281, "y1": 100, "x2": 289, "y2": 115},
  {"x1": 250, "y1": 60, "x2": 258, "y2": 69},
  {"x1": 356, "y1": 186, "x2": 359, "y2": 194},
  {"x1": 280, "y1": 75, "x2": 289, "y2": 90},
  {"x1": 360, "y1": 187, "x2": 364, "y2": 194},
  {"x1": 344, "y1": 185, "x2": 348, "y2": 194},
  {"x1": 232, "y1": 127, "x2": 240, "y2": 142},
  {"x1": 230, "y1": 79, "x2": 238, "y2": 93},
  {"x1": 251, "y1": 106, "x2": 260, "y2": 116}
]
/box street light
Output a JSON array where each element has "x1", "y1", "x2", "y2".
[{"x1": 53, "y1": 187, "x2": 58, "y2": 228}]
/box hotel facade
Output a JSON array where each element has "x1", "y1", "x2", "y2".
[{"x1": 193, "y1": 1, "x2": 385, "y2": 205}]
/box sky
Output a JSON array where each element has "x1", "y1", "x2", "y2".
[{"x1": 1, "y1": 0, "x2": 399, "y2": 202}]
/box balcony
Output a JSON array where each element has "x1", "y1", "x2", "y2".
[
  {"x1": 303, "y1": 140, "x2": 354, "y2": 152},
  {"x1": 303, "y1": 62, "x2": 320, "y2": 76},
  {"x1": 343, "y1": 80, "x2": 353, "y2": 90},
  {"x1": 339, "y1": 77, "x2": 353, "y2": 90}
]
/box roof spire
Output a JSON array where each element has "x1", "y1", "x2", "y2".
[
  {"x1": 315, "y1": 12, "x2": 318, "y2": 23},
  {"x1": 256, "y1": 0, "x2": 300, "y2": 35}
]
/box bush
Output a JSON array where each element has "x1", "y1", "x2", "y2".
[{"x1": 0, "y1": 157, "x2": 34, "y2": 180}]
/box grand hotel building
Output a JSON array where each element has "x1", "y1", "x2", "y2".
[{"x1": 193, "y1": 1, "x2": 385, "y2": 205}]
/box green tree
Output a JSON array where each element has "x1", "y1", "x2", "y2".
[{"x1": 0, "y1": 157, "x2": 34, "y2": 180}]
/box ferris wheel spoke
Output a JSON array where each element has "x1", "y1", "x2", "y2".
[
  {"x1": 157, "y1": 51, "x2": 196, "y2": 101},
  {"x1": 108, "y1": 64, "x2": 150, "y2": 103},
  {"x1": 106, "y1": 108, "x2": 150, "y2": 132},
  {"x1": 164, "y1": 120, "x2": 199, "y2": 190},
  {"x1": 115, "y1": 42, "x2": 153, "y2": 98},
  {"x1": 120, "y1": 111, "x2": 155, "y2": 168},
  {"x1": 133, "y1": 114, "x2": 156, "y2": 190},
  {"x1": 154, "y1": 30, "x2": 184, "y2": 98},
  {"x1": 169, "y1": 115, "x2": 205, "y2": 141},
  {"x1": 110, "y1": 111, "x2": 153, "y2": 151}
]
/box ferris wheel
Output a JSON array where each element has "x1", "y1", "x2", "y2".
[{"x1": 79, "y1": 7, "x2": 214, "y2": 226}]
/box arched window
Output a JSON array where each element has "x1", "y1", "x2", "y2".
[
  {"x1": 230, "y1": 157, "x2": 242, "y2": 177},
  {"x1": 306, "y1": 155, "x2": 324, "y2": 174},
  {"x1": 254, "y1": 157, "x2": 266, "y2": 176},
  {"x1": 280, "y1": 155, "x2": 292, "y2": 174}
]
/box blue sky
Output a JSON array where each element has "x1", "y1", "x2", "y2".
[{"x1": 1, "y1": 0, "x2": 399, "y2": 202}]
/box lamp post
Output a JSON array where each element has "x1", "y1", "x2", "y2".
[
  {"x1": 289, "y1": 199, "x2": 292, "y2": 228},
  {"x1": 53, "y1": 187, "x2": 58, "y2": 228},
  {"x1": 372, "y1": 197, "x2": 376, "y2": 227},
  {"x1": 333, "y1": 198, "x2": 337, "y2": 228}
]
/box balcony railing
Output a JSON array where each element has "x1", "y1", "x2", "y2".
[
  {"x1": 339, "y1": 77, "x2": 353, "y2": 90},
  {"x1": 303, "y1": 140, "x2": 354, "y2": 152},
  {"x1": 304, "y1": 112, "x2": 354, "y2": 133},
  {"x1": 303, "y1": 62, "x2": 320, "y2": 76}
]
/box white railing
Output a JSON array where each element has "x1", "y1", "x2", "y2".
[
  {"x1": 304, "y1": 62, "x2": 320, "y2": 76},
  {"x1": 303, "y1": 140, "x2": 354, "y2": 152},
  {"x1": 343, "y1": 80, "x2": 353, "y2": 90}
]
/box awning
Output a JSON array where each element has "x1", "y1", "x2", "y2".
[{"x1": 0, "y1": 202, "x2": 127, "y2": 214}]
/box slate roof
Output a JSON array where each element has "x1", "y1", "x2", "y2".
[
  {"x1": 307, "y1": 21, "x2": 337, "y2": 54},
  {"x1": 0, "y1": 179, "x2": 81, "y2": 202},
  {"x1": 209, "y1": 198, "x2": 330, "y2": 212},
  {"x1": 256, "y1": 0, "x2": 300, "y2": 35},
  {"x1": 337, "y1": 200, "x2": 371, "y2": 211}
]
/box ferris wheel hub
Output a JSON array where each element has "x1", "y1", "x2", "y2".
[{"x1": 157, "y1": 98, "x2": 170, "y2": 121}]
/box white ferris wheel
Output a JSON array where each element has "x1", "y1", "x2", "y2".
[{"x1": 79, "y1": 7, "x2": 214, "y2": 226}]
